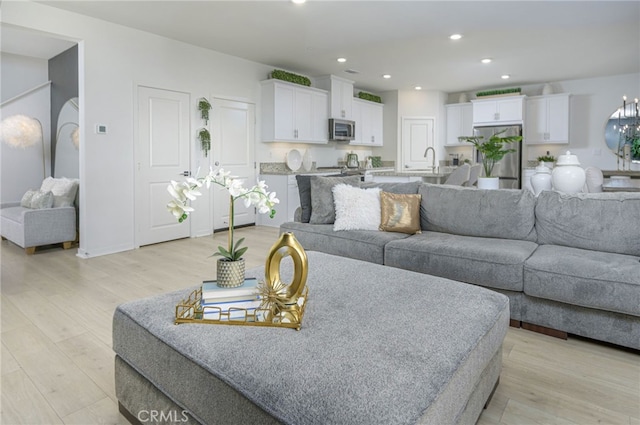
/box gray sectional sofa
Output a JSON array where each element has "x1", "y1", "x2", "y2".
[{"x1": 281, "y1": 182, "x2": 640, "y2": 350}]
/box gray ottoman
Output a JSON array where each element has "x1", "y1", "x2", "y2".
[{"x1": 113, "y1": 251, "x2": 509, "y2": 425}]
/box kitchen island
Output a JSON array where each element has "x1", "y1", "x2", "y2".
[{"x1": 365, "y1": 168, "x2": 453, "y2": 184}]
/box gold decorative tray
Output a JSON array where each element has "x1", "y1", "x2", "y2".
[
  {"x1": 175, "y1": 232, "x2": 309, "y2": 331},
  {"x1": 175, "y1": 285, "x2": 308, "y2": 331}
]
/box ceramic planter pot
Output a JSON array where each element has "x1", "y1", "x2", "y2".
[
  {"x1": 477, "y1": 177, "x2": 499, "y2": 190},
  {"x1": 216, "y1": 258, "x2": 245, "y2": 288}
]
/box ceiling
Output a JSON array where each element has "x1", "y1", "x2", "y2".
[{"x1": 6, "y1": 1, "x2": 640, "y2": 94}]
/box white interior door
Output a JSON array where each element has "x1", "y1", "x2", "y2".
[
  {"x1": 211, "y1": 98, "x2": 256, "y2": 231},
  {"x1": 136, "y1": 86, "x2": 190, "y2": 246},
  {"x1": 401, "y1": 117, "x2": 435, "y2": 169}
]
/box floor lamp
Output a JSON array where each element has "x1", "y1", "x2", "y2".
[{"x1": 0, "y1": 114, "x2": 46, "y2": 177}]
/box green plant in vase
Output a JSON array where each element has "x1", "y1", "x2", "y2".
[
  {"x1": 631, "y1": 138, "x2": 640, "y2": 161},
  {"x1": 459, "y1": 129, "x2": 522, "y2": 178}
]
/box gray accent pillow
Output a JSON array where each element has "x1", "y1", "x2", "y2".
[
  {"x1": 30, "y1": 190, "x2": 54, "y2": 209},
  {"x1": 296, "y1": 174, "x2": 344, "y2": 223},
  {"x1": 419, "y1": 183, "x2": 537, "y2": 241},
  {"x1": 309, "y1": 175, "x2": 362, "y2": 224},
  {"x1": 20, "y1": 190, "x2": 37, "y2": 208},
  {"x1": 535, "y1": 190, "x2": 640, "y2": 256}
]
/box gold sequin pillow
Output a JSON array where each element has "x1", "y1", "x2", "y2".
[{"x1": 379, "y1": 191, "x2": 422, "y2": 234}]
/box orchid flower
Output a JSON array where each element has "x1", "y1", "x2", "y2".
[{"x1": 167, "y1": 167, "x2": 279, "y2": 261}]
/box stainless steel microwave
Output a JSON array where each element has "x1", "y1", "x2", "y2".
[{"x1": 329, "y1": 118, "x2": 355, "y2": 142}]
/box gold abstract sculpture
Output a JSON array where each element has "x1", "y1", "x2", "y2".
[
  {"x1": 175, "y1": 232, "x2": 308, "y2": 330},
  {"x1": 258, "y1": 232, "x2": 308, "y2": 325}
]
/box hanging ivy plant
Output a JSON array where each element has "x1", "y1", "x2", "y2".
[
  {"x1": 197, "y1": 128, "x2": 211, "y2": 157},
  {"x1": 198, "y1": 98, "x2": 212, "y2": 122}
]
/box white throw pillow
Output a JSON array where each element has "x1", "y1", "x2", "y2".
[
  {"x1": 20, "y1": 190, "x2": 37, "y2": 208},
  {"x1": 40, "y1": 177, "x2": 79, "y2": 207},
  {"x1": 30, "y1": 190, "x2": 54, "y2": 209},
  {"x1": 332, "y1": 184, "x2": 381, "y2": 231}
]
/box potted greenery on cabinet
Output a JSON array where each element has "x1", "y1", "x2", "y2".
[{"x1": 459, "y1": 130, "x2": 522, "y2": 189}]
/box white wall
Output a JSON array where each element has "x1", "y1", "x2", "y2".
[
  {"x1": 0, "y1": 82, "x2": 51, "y2": 202},
  {"x1": 2, "y1": 1, "x2": 275, "y2": 257},
  {"x1": 448, "y1": 73, "x2": 640, "y2": 171},
  {"x1": 393, "y1": 89, "x2": 448, "y2": 169},
  {"x1": 0, "y1": 52, "x2": 48, "y2": 102}
]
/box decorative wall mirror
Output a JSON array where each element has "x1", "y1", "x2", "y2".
[
  {"x1": 604, "y1": 100, "x2": 640, "y2": 164},
  {"x1": 54, "y1": 97, "x2": 79, "y2": 178}
]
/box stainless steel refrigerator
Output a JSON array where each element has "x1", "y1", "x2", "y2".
[{"x1": 473, "y1": 125, "x2": 522, "y2": 189}]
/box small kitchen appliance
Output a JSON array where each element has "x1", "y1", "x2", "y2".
[{"x1": 346, "y1": 152, "x2": 359, "y2": 168}]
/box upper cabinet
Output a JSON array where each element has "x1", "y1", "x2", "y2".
[
  {"x1": 525, "y1": 94, "x2": 570, "y2": 144},
  {"x1": 351, "y1": 98, "x2": 383, "y2": 146},
  {"x1": 316, "y1": 75, "x2": 354, "y2": 119},
  {"x1": 261, "y1": 80, "x2": 328, "y2": 144},
  {"x1": 472, "y1": 95, "x2": 525, "y2": 125},
  {"x1": 445, "y1": 103, "x2": 473, "y2": 146}
]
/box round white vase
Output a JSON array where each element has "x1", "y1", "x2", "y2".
[
  {"x1": 551, "y1": 151, "x2": 586, "y2": 194},
  {"x1": 477, "y1": 177, "x2": 499, "y2": 190},
  {"x1": 542, "y1": 83, "x2": 554, "y2": 95},
  {"x1": 531, "y1": 164, "x2": 552, "y2": 196}
]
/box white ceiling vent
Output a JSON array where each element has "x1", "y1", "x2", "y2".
[{"x1": 344, "y1": 69, "x2": 360, "y2": 74}]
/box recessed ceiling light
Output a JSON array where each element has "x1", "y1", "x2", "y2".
[
  {"x1": 382, "y1": 74, "x2": 391, "y2": 79},
  {"x1": 481, "y1": 58, "x2": 492, "y2": 64},
  {"x1": 291, "y1": 0, "x2": 306, "y2": 3},
  {"x1": 449, "y1": 34, "x2": 463, "y2": 40},
  {"x1": 415, "y1": 86, "x2": 422, "y2": 90},
  {"x1": 501, "y1": 74, "x2": 510, "y2": 79},
  {"x1": 337, "y1": 57, "x2": 347, "y2": 63}
]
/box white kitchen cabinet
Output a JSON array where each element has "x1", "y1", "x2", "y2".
[
  {"x1": 525, "y1": 93, "x2": 570, "y2": 144},
  {"x1": 445, "y1": 103, "x2": 473, "y2": 146},
  {"x1": 316, "y1": 75, "x2": 354, "y2": 119},
  {"x1": 472, "y1": 95, "x2": 525, "y2": 125},
  {"x1": 261, "y1": 80, "x2": 328, "y2": 144},
  {"x1": 351, "y1": 98, "x2": 384, "y2": 146}
]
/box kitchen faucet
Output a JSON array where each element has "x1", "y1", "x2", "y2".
[{"x1": 424, "y1": 146, "x2": 436, "y2": 170}]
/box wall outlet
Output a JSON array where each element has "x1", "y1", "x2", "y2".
[{"x1": 96, "y1": 124, "x2": 107, "y2": 134}]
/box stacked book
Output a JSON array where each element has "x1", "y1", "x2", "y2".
[{"x1": 201, "y1": 278, "x2": 261, "y2": 321}]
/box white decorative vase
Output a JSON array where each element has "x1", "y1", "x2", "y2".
[
  {"x1": 216, "y1": 258, "x2": 245, "y2": 288},
  {"x1": 477, "y1": 177, "x2": 499, "y2": 190},
  {"x1": 530, "y1": 164, "x2": 552, "y2": 196},
  {"x1": 542, "y1": 83, "x2": 554, "y2": 95},
  {"x1": 458, "y1": 93, "x2": 468, "y2": 103},
  {"x1": 551, "y1": 151, "x2": 586, "y2": 194}
]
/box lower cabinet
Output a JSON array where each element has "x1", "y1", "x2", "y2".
[{"x1": 258, "y1": 175, "x2": 298, "y2": 227}]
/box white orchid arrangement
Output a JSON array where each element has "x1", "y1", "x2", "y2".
[{"x1": 167, "y1": 168, "x2": 279, "y2": 261}]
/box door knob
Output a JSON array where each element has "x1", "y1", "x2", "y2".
[
  {"x1": 179, "y1": 171, "x2": 191, "y2": 176},
  {"x1": 214, "y1": 161, "x2": 220, "y2": 166}
]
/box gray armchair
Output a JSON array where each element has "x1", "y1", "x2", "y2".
[
  {"x1": 1, "y1": 177, "x2": 78, "y2": 254},
  {"x1": 1, "y1": 203, "x2": 76, "y2": 254}
]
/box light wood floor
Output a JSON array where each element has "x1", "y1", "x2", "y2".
[{"x1": 1, "y1": 226, "x2": 638, "y2": 424}]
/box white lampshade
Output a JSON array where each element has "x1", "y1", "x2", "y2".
[
  {"x1": 0, "y1": 114, "x2": 43, "y2": 148},
  {"x1": 71, "y1": 126, "x2": 80, "y2": 149}
]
